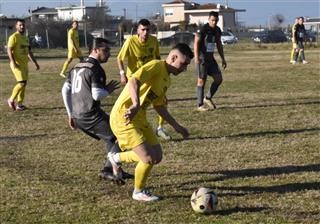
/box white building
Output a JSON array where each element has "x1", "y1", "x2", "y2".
[{"x1": 162, "y1": 0, "x2": 245, "y2": 31}]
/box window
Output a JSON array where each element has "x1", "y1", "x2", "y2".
[{"x1": 165, "y1": 8, "x2": 173, "y2": 16}]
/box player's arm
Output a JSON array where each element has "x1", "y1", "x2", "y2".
[
  {"x1": 154, "y1": 105, "x2": 189, "y2": 138},
  {"x1": 61, "y1": 80, "x2": 75, "y2": 129},
  {"x1": 216, "y1": 31, "x2": 227, "y2": 69},
  {"x1": 28, "y1": 47, "x2": 40, "y2": 70},
  {"x1": 117, "y1": 38, "x2": 131, "y2": 85},
  {"x1": 124, "y1": 77, "x2": 140, "y2": 124},
  {"x1": 7, "y1": 37, "x2": 18, "y2": 68},
  {"x1": 7, "y1": 46, "x2": 18, "y2": 68},
  {"x1": 193, "y1": 33, "x2": 201, "y2": 64}
]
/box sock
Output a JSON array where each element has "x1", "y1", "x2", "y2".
[
  {"x1": 119, "y1": 151, "x2": 140, "y2": 163},
  {"x1": 10, "y1": 83, "x2": 25, "y2": 103},
  {"x1": 290, "y1": 48, "x2": 295, "y2": 61},
  {"x1": 207, "y1": 82, "x2": 220, "y2": 99},
  {"x1": 197, "y1": 86, "x2": 204, "y2": 106},
  {"x1": 61, "y1": 59, "x2": 71, "y2": 74},
  {"x1": 294, "y1": 51, "x2": 299, "y2": 61},
  {"x1": 134, "y1": 161, "x2": 153, "y2": 191},
  {"x1": 300, "y1": 51, "x2": 305, "y2": 61},
  {"x1": 158, "y1": 115, "x2": 164, "y2": 128}
]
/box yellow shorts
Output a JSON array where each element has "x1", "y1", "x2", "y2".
[
  {"x1": 10, "y1": 63, "x2": 28, "y2": 81},
  {"x1": 110, "y1": 110, "x2": 159, "y2": 151},
  {"x1": 68, "y1": 49, "x2": 82, "y2": 59}
]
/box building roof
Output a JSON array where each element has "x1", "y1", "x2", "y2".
[
  {"x1": 31, "y1": 7, "x2": 57, "y2": 14},
  {"x1": 165, "y1": 0, "x2": 192, "y2": 4}
]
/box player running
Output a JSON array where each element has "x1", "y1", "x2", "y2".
[
  {"x1": 60, "y1": 20, "x2": 83, "y2": 78},
  {"x1": 62, "y1": 38, "x2": 132, "y2": 182}
]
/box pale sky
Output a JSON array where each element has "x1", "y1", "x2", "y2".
[{"x1": 0, "y1": 0, "x2": 319, "y2": 26}]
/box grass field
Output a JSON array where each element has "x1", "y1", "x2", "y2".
[{"x1": 0, "y1": 43, "x2": 319, "y2": 223}]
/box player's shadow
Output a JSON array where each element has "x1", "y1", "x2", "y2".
[
  {"x1": 160, "y1": 164, "x2": 320, "y2": 195},
  {"x1": 214, "y1": 206, "x2": 269, "y2": 216},
  {"x1": 172, "y1": 127, "x2": 320, "y2": 142},
  {"x1": 208, "y1": 163, "x2": 320, "y2": 182},
  {"x1": 0, "y1": 134, "x2": 47, "y2": 142}
]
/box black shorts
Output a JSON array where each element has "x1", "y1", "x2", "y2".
[
  {"x1": 196, "y1": 59, "x2": 221, "y2": 79},
  {"x1": 75, "y1": 113, "x2": 116, "y2": 143}
]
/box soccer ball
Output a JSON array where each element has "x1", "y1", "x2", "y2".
[{"x1": 190, "y1": 187, "x2": 218, "y2": 214}]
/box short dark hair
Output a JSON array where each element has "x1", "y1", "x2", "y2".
[
  {"x1": 171, "y1": 43, "x2": 194, "y2": 59},
  {"x1": 138, "y1": 19, "x2": 151, "y2": 26},
  {"x1": 88, "y1": 38, "x2": 111, "y2": 53},
  {"x1": 209, "y1": 11, "x2": 219, "y2": 18},
  {"x1": 16, "y1": 19, "x2": 25, "y2": 24}
]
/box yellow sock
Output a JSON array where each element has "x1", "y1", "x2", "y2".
[
  {"x1": 158, "y1": 115, "x2": 164, "y2": 127},
  {"x1": 290, "y1": 48, "x2": 295, "y2": 61},
  {"x1": 16, "y1": 85, "x2": 25, "y2": 104},
  {"x1": 134, "y1": 161, "x2": 153, "y2": 190},
  {"x1": 119, "y1": 151, "x2": 140, "y2": 163},
  {"x1": 10, "y1": 83, "x2": 24, "y2": 102},
  {"x1": 61, "y1": 59, "x2": 71, "y2": 74}
]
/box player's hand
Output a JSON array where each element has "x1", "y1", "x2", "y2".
[
  {"x1": 194, "y1": 57, "x2": 202, "y2": 64},
  {"x1": 68, "y1": 117, "x2": 76, "y2": 129},
  {"x1": 120, "y1": 73, "x2": 128, "y2": 86},
  {"x1": 105, "y1": 80, "x2": 120, "y2": 94},
  {"x1": 174, "y1": 124, "x2": 189, "y2": 139},
  {"x1": 35, "y1": 63, "x2": 40, "y2": 70},
  {"x1": 124, "y1": 104, "x2": 139, "y2": 125},
  {"x1": 222, "y1": 59, "x2": 227, "y2": 70}
]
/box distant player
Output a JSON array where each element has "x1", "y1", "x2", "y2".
[
  {"x1": 7, "y1": 19, "x2": 40, "y2": 111},
  {"x1": 61, "y1": 38, "x2": 132, "y2": 182},
  {"x1": 117, "y1": 19, "x2": 172, "y2": 140},
  {"x1": 60, "y1": 20, "x2": 83, "y2": 78},
  {"x1": 108, "y1": 43, "x2": 193, "y2": 201},
  {"x1": 194, "y1": 11, "x2": 227, "y2": 111},
  {"x1": 292, "y1": 17, "x2": 308, "y2": 64},
  {"x1": 290, "y1": 17, "x2": 299, "y2": 64}
]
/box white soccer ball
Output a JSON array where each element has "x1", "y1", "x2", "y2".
[{"x1": 190, "y1": 187, "x2": 218, "y2": 214}]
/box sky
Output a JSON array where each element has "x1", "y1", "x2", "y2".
[{"x1": 0, "y1": 0, "x2": 319, "y2": 26}]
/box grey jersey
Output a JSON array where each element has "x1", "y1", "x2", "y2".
[
  {"x1": 197, "y1": 23, "x2": 222, "y2": 61},
  {"x1": 66, "y1": 57, "x2": 106, "y2": 125}
]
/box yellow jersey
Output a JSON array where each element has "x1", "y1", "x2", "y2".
[
  {"x1": 7, "y1": 32, "x2": 29, "y2": 66},
  {"x1": 68, "y1": 28, "x2": 80, "y2": 51},
  {"x1": 117, "y1": 34, "x2": 160, "y2": 78},
  {"x1": 111, "y1": 60, "x2": 170, "y2": 124}
]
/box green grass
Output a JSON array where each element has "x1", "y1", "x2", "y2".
[{"x1": 0, "y1": 43, "x2": 320, "y2": 223}]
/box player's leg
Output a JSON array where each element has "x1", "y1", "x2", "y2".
[
  {"x1": 204, "y1": 61, "x2": 222, "y2": 109},
  {"x1": 109, "y1": 142, "x2": 162, "y2": 201},
  {"x1": 108, "y1": 121, "x2": 161, "y2": 201},
  {"x1": 8, "y1": 65, "x2": 28, "y2": 111},
  {"x1": 60, "y1": 57, "x2": 73, "y2": 77},
  {"x1": 15, "y1": 80, "x2": 27, "y2": 111},
  {"x1": 196, "y1": 62, "x2": 209, "y2": 111},
  {"x1": 298, "y1": 42, "x2": 308, "y2": 64},
  {"x1": 290, "y1": 44, "x2": 295, "y2": 63}
]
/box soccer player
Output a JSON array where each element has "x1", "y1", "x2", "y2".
[
  {"x1": 7, "y1": 19, "x2": 40, "y2": 111},
  {"x1": 290, "y1": 17, "x2": 299, "y2": 64},
  {"x1": 194, "y1": 11, "x2": 227, "y2": 111},
  {"x1": 108, "y1": 43, "x2": 193, "y2": 201},
  {"x1": 117, "y1": 19, "x2": 171, "y2": 140},
  {"x1": 292, "y1": 17, "x2": 308, "y2": 64},
  {"x1": 61, "y1": 38, "x2": 132, "y2": 182},
  {"x1": 60, "y1": 20, "x2": 83, "y2": 78}
]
